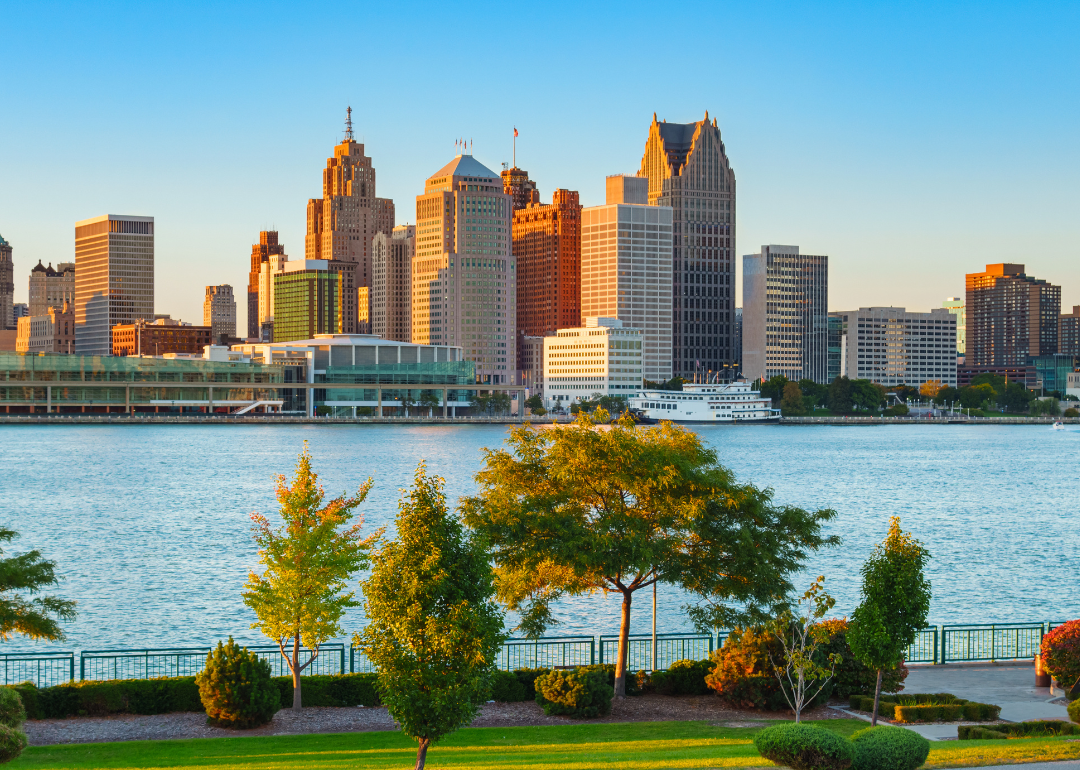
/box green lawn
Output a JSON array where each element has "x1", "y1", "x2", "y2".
[{"x1": 12, "y1": 719, "x2": 1080, "y2": 770}]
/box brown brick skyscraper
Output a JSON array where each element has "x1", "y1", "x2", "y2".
[
  {"x1": 247, "y1": 231, "x2": 284, "y2": 338},
  {"x1": 512, "y1": 189, "x2": 582, "y2": 347},
  {"x1": 305, "y1": 108, "x2": 394, "y2": 334},
  {"x1": 966, "y1": 263, "x2": 1060, "y2": 366}
]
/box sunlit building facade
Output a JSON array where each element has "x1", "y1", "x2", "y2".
[
  {"x1": 966, "y1": 263, "x2": 1060, "y2": 366},
  {"x1": 372, "y1": 225, "x2": 414, "y2": 342},
  {"x1": 247, "y1": 231, "x2": 285, "y2": 338}
]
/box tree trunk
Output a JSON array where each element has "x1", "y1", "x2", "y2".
[
  {"x1": 614, "y1": 589, "x2": 632, "y2": 698},
  {"x1": 871, "y1": 668, "x2": 883, "y2": 726},
  {"x1": 414, "y1": 737, "x2": 430, "y2": 770},
  {"x1": 291, "y1": 633, "x2": 302, "y2": 709}
]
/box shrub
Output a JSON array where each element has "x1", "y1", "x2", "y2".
[
  {"x1": 195, "y1": 638, "x2": 280, "y2": 729},
  {"x1": 817, "y1": 619, "x2": 907, "y2": 698},
  {"x1": 0, "y1": 726, "x2": 26, "y2": 764},
  {"x1": 958, "y1": 726, "x2": 1007, "y2": 740},
  {"x1": 0, "y1": 690, "x2": 25, "y2": 729},
  {"x1": 1042, "y1": 620, "x2": 1080, "y2": 693},
  {"x1": 1065, "y1": 408, "x2": 1080, "y2": 418},
  {"x1": 489, "y1": 669, "x2": 553, "y2": 703},
  {"x1": 1070, "y1": 698, "x2": 1080, "y2": 725},
  {"x1": 707, "y1": 626, "x2": 832, "y2": 710},
  {"x1": 650, "y1": 659, "x2": 712, "y2": 696},
  {"x1": 959, "y1": 721, "x2": 1080, "y2": 739},
  {"x1": 883, "y1": 405, "x2": 910, "y2": 417},
  {"x1": 534, "y1": 668, "x2": 613, "y2": 718},
  {"x1": 849, "y1": 725, "x2": 930, "y2": 770},
  {"x1": 753, "y1": 722, "x2": 855, "y2": 770}
]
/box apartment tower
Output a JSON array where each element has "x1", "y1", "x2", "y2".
[
  {"x1": 247, "y1": 231, "x2": 285, "y2": 337},
  {"x1": 966, "y1": 264, "x2": 1060, "y2": 366},
  {"x1": 639, "y1": 112, "x2": 736, "y2": 379},
  {"x1": 372, "y1": 225, "x2": 414, "y2": 342},
  {"x1": 305, "y1": 108, "x2": 394, "y2": 334},
  {"x1": 0, "y1": 234, "x2": 12, "y2": 330},
  {"x1": 413, "y1": 154, "x2": 515, "y2": 383},
  {"x1": 580, "y1": 177, "x2": 673, "y2": 384},
  {"x1": 742, "y1": 245, "x2": 829, "y2": 384},
  {"x1": 74, "y1": 214, "x2": 154, "y2": 355},
  {"x1": 1060, "y1": 306, "x2": 1080, "y2": 356},
  {"x1": 203, "y1": 285, "x2": 237, "y2": 341}
]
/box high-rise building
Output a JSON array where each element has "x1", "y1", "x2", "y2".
[
  {"x1": 372, "y1": 225, "x2": 414, "y2": 342},
  {"x1": 247, "y1": 231, "x2": 285, "y2": 338},
  {"x1": 518, "y1": 334, "x2": 545, "y2": 398},
  {"x1": 580, "y1": 190, "x2": 673, "y2": 384},
  {"x1": 512, "y1": 189, "x2": 581, "y2": 363},
  {"x1": 0, "y1": 234, "x2": 12, "y2": 330},
  {"x1": 16, "y1": 302, "x2": 75, "y2": 354},
  {"x1": 413, "y1": 154, "x2": 515, "y2": 383},
  {"x1": 966, "y1": 263, "x2": 1060, "y2": 366},
  {"x1": 543, "y1": 318, "x2": 643, "y2": 407},
  {"x1": 257, "y1": 254, "x2": 287, "y2": 341},
  {"x1": 1060, "y1": 306, "x2": 1080, "y2": 356},
  {"x1": 358, "y1": 286, "x2": 371, "y2": 335},
  {"x1": 734, "y1": 307, "x2": 743, "y2": 375},
  {"x1": 833, "y1": 307, "x2": 958, "y2": 387},
  {"x1": 74, "y1": 214, "x2": 154, "y2": 356},
  {"x1": 29, "y1": 261, "x2": 75, "y2": 317},
  {"x1": 305, "y1": 108, "x2": 394, "y2": 334},
  {"x1": 827, "y1": 314, "x2": 843, "y2": 383},
  {"x1": 203, "y1": 285, "x2": 237, "y2": 341},
  {"x1": 742, "y1": 245, "x2": 829, "y2": 384},
  {"x1": 272, "y1": 259, "x2": 344, "y2": 343},
  {"x1": 943, "y1": 297, "x2": 966, "y2": 360},
  {"x1": 12, "y1": 304, "x2": 28, "y2": 321},
  {"x1": 501, "y1": 165, "x2": 540, "y2": 210},
  {"x1": 638, "y1": 112, "x2": 736, "y2": 378}
]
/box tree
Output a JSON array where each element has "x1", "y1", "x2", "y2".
[
  {"x1": 1030, "y1": 398, "x2": 1061, "y2": 416},
  {"x1": 472, "y1": 392, "x2": 511, "y2": 416},
  {"x1": 851, "y1": 380, "x2": 885, "y2": 412},
  {"x1": 760, "y1": 375, "x2": 790, "y2": 404},
  {"x1": 828, "y1": 377, "x2": 853, "y2": 413},
  {"x1": 525, "y1": 394, "x2": 544, "y2": 412},
  {"x1": 933, "y1": 385, "x2": 959, "y2": 405},
  {"x1": 0, "y1": 529, "x2": 76, "y2": 642},
  {"x1": 798, "y1": 379, "x2": 827, "y2": 409},
  {"x1": 418, "y1": 390, "x2": 441, "y2": 416},
  {"x1": 919, "y1": 380, "x2": 943, "y2": 399},
  {"x1": 243, "y1": 444, "x2": 377, "y2": 709},
  {"x1": 461, "y1": 410, "x2": 839, "y2": 698},
  {"x1": 959, "y1": 383, "x2": 995, "y2": 409},
  {"x1": 970, "y1": 372, "x2": 1007, "y2": 393},
  {"x1": 769, "y1": 578, "x2": 842, "y2": 722},
  {"x1": 847, "y1": 517, "x2": 931, "y2": 726},
  {"x1": 781, "y1": 383, "x2": 808, "y2": 416},
  {"x1": 1001, "y1": 382, "x2": 1036, "y2": 413},
  {"x1": 359, "y1": 464, "x2": 504, "y2": 770}
]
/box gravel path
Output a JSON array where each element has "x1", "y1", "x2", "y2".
[{"x1": 24, "y1": 696, "x2": 849, "y2": 746}]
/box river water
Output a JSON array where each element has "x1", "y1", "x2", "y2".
[{"x1": 4, "y1": 423, "x2": 1078, "y2": 651}]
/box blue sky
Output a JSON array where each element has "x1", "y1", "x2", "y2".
[{"x1": 1, "y1": 1, "x2": 1077, "y2": 330}]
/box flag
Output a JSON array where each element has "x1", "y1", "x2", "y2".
[{"x1": 513, "y1": 127, "x2": 518, "y2": 137}]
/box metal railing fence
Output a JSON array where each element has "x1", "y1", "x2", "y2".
[
  {"x1": 598, "y1": 633, "x2": 713, "y2": 671},
  {"x1": 497, "y1": 636, "x2": 595, "y2": 671},
  {"x1": 905, "y1": 628, "x2": 939, "y2": 664},
  {"x1": 79, "y1": 643, "x2": 346, "y2": 682},
  {"x1": 941, "y1": 624, "x2": 1044, "y2": 663},
  {"x1": 0, "y1": 651, "x2": 75, "y2": 687}
]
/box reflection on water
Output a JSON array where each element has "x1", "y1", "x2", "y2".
[{"x1": 5, "y1": 423, "x2": 1078, "y2": 650}]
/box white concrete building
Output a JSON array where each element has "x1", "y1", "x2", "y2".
[
  {"x1": 543, "y1": 318, "x2": 642, "y2": 407},
  {"x1": 833, "y1": 307, "x2": 958, "y2": 387}
]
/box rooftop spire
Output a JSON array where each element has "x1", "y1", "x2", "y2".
[{"x1": 344, "y1": 106, "x2": 354, "y2": 141}]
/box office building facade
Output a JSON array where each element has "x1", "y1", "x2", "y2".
[
  {"x1": 943, "y1": 297, "x2": 966, "y2": 358},
  {"x1": 833, "y1": 307, "x2": 958, "y2": 387},
  {"x1": 74, "y1": 214, "x2": 155, "y2": 356},
  {"x1": 543, "y1": 318, "x2": 643, "y2": 406},
  {"x1": 371, "y1": 225, "x2": 414, "y2": 342},
  {"x1": 1059, "y1": 306, "x2": 1080, "y2": 356},
  {"x1": 638, "y1": 112, "x2": 736, "y2": 378},
  {"x1": 112, "y1": 318, "x2": 213, "y2": 357},
  {"x1": 247, "y1": 231, "x2": 285, "y2": 338},
  {"x1": 580, "y1": 197, "x2": 673, "y2": 384},
  {"x1": 257, "y1": 254, "x2": 287, "y2": 341},
  {"x1": 413, "y1": 154, "x2": 515, "y2": 383},
  {"x1": 203, "y1": 285, "x2": 237, "y2": 342},
  {"x1": 272, "y1": 259, "x2": 344, "y2": 343},
  {"x1": 305, "y1": 110, "x2": 394, "y2": 334},
  {"x1": 966, "y1": 263, "x2": 1060, "y2": 366},
  {"x1": 16, "y1": 303, "x2": 75, "y2": 354},
  {"x1": 0, "y1": 234, "x2": 11, "y2": 330},
  {"x1": 29, "y1": 262, "x2": 75, "y2": 317},
  {"x1": 501, "y1": 166, "x2": 540, "y2": 210},
  {"x1": 742, "y1": 245, "x2": 829, "y2": 384}
]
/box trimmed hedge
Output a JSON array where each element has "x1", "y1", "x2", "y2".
[
  {"x1": 848, "y1": 692, "x2": 999, "y2": 722},
  {"x1": 849, "y1": 725, "x2": 929, "y2": 770},
  {"x1": 649, "y1": 659, "x2": 712, "y2": 696},
  {"x1": 959, "y1": 726, "x2": 1008, "y2": 740},
  {"x1": 1069, "y1": 698, "x2": 1080, "y2": 725},
  {"x1": 534, "y1": 668, "x2": 613, "y2": 718},
  {"x1": 13, "y1": 673, "x2": 379, "y2": 720},
  {"x1": 489, "y1": 668, "x2": 550, "y2": 703},
  {"x1": 753, "y1": 722, "x2": 855, "y2": 770},
  {"x1": 958, "y1": 720, "x2": 1080, "y2": 740}
]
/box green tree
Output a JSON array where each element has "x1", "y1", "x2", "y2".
[
  {"x1": 472, "y1": 392, "x2": 511, "y2": 416},
  {"x1": 243, "y1": 444, "x2": 377, "y2": 709},
  {"x1": 0, "y1": 529, "x2": 76, "y2": 642},
  {"x1": 418, "y1": 390, "x2": 441, "y2": 416},
  {"x1": 770, "y1": 578, "x2": 842, "y2": 722},
  {"x1": 781, "y1": 382, "x2": 808, "y2": 416},
  {"x1": 933, "y1": 385, "x2": 960, "y2": 405},
  {"x1": 1030, "y1": 398, "x2": 1061, "y2": 416},
  {"x1": 828, "y1": 376, "x2": 853, "y2": 413},
  {"x1": 525, "y1": 394, "x2": 544, "y2": 412},
  {"x1": 851, "y1": 380, "x2": 885, "y2": 412},
  {"x1": 461, "y1": 411, "x2": 839, "y2": 698},
  {"x1": 359, "y1": 464, "x2": 504, "y2": 770},
  {"x1": 1001, "y1": 382, "x2": 1036, "y2": 413},
  {"x1": 797, "y1": 379, "x2": 827, "y2": 409},
  {"x1": 847, "y1": 517, "x2": 931, "y2": 726},
  {"x1": 759, "y1": 375, "x2": 790, "y2": 404},
  {"x1": 959, "y1": 383, "x2": 995, "y2": 409},
  {"x1": 970, "y1": 372, "x2": 1007, "y2": 393}
]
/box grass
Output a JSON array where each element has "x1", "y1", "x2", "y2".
[{"x1": 11, "y1": 719, "x2": 1080, "y2": 770}]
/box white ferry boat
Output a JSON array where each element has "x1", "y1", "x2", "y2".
[{"x1": 628, "y1": 380, "x2": 780, "y2": 424}]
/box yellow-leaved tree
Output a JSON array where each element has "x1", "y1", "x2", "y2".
[{"x1": 243, "y1": 444, "x2": 379, "y2": 708}]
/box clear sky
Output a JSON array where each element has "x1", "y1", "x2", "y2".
[{"x1": 2, "y1": 1, "x2": 1077, "y2": 332}]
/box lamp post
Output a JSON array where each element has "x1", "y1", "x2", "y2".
[{"x1": 651, "y1": 578, "x2": 657, "y2": 673}]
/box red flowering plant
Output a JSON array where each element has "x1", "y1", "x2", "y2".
[{"x1": 1042, "y1": 620, "x2": 1080, "y2": 694}]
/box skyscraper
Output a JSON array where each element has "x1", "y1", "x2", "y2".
[
  {"x1": 965, "y1": 263, "x2": 1060, "y2": 366},
  {"x1": 257, "y1": 253, "x2": 287, "y2": 341},
  {"x1": 638, "y1": 112, "x2": 736, "y2": 379},
  {"x1": 0, "y1": 233, "x2": 12, "y2": 330},
  {"x1": 943, "y1": 297, "x2": 966, "y2": 360},
  {"x1": 247, "y1": 231, "x2": 285, "y2": 338},
  {"x1": 742, "y1": 245, "x2": 828, "y2": 384},
  {"x1": 305, "y1": 108, "x2": 394, "y2": 334},
  {"x1": 29, "y1": 261, "x2": 75, "y2": 317},
  {"x1": 203, "y1": 285, "x2": 237, "y2": 341},
  {"x1": 1060, "y1": 306, "x2": 1080, "y2": 356},
  {"x1": 512, "y1": 189, "x2": 581, "y2": 355},
  {"x1": 74, "y1": 214, "x2": 154, "y2": 355},
  {"x1": 501, "y1": 165, "x2": 540, "y2": 210},
  {"x1": 580, "y1": 184, "x2": 673, "y2": 384},
  {"x1": 272, "y1": 259, "x2": 344, "y2": 343},
  {"x1": 413, "y1": 153, "x2": 515, "y2": 383},
  {"x1": 372, "y1": 225, "x2": 414, "y2": 342}
]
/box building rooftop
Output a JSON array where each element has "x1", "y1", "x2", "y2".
[
  {"x1": 428, "y1": 154, "x2": 500, "y2": 181},
  {"x1": 262, "y1": 333, "x2": 461, "y2": 350}
]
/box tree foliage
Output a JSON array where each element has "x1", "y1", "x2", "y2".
[
  {"x1": 461, "y1": 411, "x2": 839, "y2": 697},
  {"x1": 195, "y1": 637, "x2": 280, "y2": 728},
  {"x1": 0, "y1": 528, "x2": 76, "y2": 643},
  {"x1": 243, "y1": 444, "x2": 377, "y2": 708},
  {"x1": 781, "y1": 383, "x2": 808, "y2": 416},
  {"x1": 919, "y1": 380, "x2": 943, "y2": 399},
  {"x1": 472, "y1": 392, "x2": 512, "y2": 415},
  {"x1": 359, "y1": 464, "x2": 504, "y2": 770},
  {"x1": 847, "y1": 517, "x2": 931, "y2": 726},
  {"x1": 759, "y1": 375, "x2": 790, "y2": 404}
]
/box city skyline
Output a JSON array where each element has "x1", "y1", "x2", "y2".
[{"x1": 1, "y1": 2, "x2": 1078, "y2": 332}]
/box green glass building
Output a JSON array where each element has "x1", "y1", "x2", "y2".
[{"x1": 273, "y1": 260, "x2": 343, "y2": 343}]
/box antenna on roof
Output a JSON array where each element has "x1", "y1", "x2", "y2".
[{"x1": 344, "y1": 106, "x2": 354, "y2": 141}]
